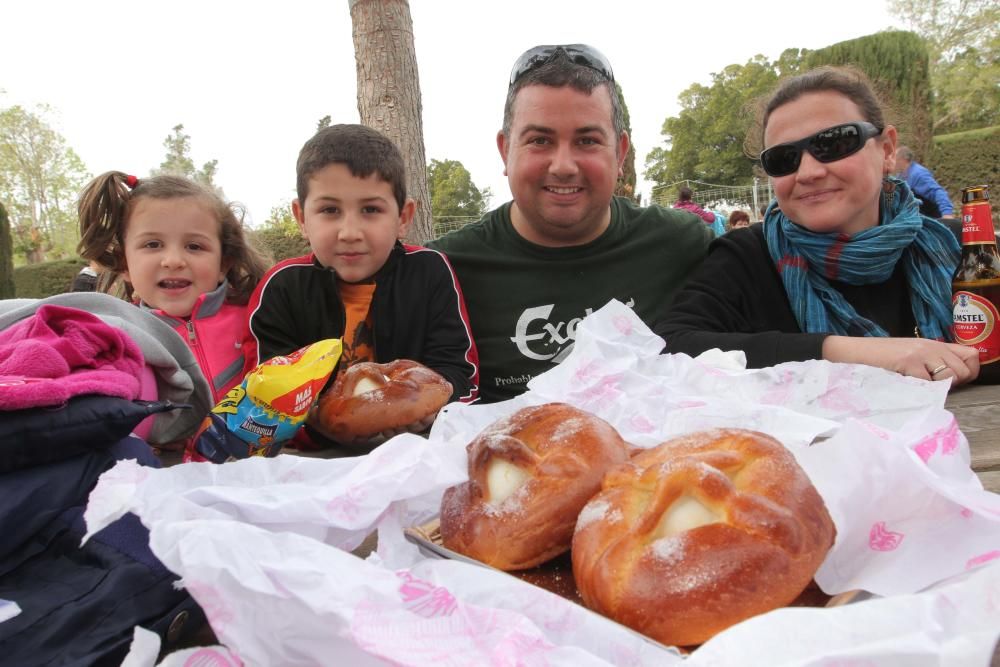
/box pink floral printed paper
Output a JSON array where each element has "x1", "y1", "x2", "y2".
[{"x1": 92, "y1": 300, "x2": 1000, "y2": 666}]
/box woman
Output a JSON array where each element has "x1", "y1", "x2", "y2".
[
  {"x1": 657, "y1": 66, "x2": 978, "y2": 384},
  {"x1": 727, "y1": 210, "x2": 751, "y2": 231}
]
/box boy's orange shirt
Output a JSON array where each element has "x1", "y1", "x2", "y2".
[{"x1": 338, "y1": 280, "x2": 375, "y2": 366}]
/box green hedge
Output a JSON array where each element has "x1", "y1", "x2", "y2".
[
  {"x1": 13, "y1": 258, "x2": 87, "y2": 298},
  {"x1": 252, "y1": 227, "x2": 310, "y2": 263},
  {"x1": 6, "y1": 228, "x2": 307, "y2": 301},
  {"x1": 930, "y1": 125, "x2": 1000, "y2": 226}
]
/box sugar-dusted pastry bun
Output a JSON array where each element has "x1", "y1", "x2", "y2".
[
  {"x1": 315, "y1": 360, "x2": 451, "y2": 441},
  {"x1": 440, "y1": 403, "x2": 629, "y2": 571},
  {"x1": 572, "y1": 428, "x2": 836, "y2": 647}
]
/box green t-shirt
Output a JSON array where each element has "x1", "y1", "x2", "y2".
[{"x1": 428, "y1": 196, "x2": 713, "y2": 402}]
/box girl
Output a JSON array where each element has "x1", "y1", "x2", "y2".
[
  {"x1": 657, "y1": 66, "x2": 979, "y2": 385},
  {"x1": 78, "y1": 172, "x2": 271, "y2": 404}
]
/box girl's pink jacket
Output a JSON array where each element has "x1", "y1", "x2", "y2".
[{"x1": 142, "y1": 281, "x2": 253, "y2": 404}]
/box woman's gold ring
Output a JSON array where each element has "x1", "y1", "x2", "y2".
[{"x1": 929, "y1": 364, "x2": 948, "y2": 377}]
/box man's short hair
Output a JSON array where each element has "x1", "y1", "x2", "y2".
[
  {"x1": 896, "y1": 146, "x2": 915, "y2": 162},
  {"x1": 501, "y1": 51, "x2": 624, "y2": 144},
  {"x1": 296, "y1": 124, "x2": 407, "y2": 210}
]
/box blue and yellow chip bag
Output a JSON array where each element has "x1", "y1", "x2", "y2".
[{"x1": 186, "y1": 339, "x2": 342, "y2": 463}]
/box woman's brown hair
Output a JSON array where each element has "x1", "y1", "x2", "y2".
[
  {"x1": 745, "y1": 65, "x2": 891, "y2": 158},
  {"x1": 727, "y1": 209, "x2": 750, "y2": 229}
]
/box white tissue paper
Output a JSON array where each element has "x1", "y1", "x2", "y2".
[
  {"x1": 87, "y1": 299, "x2": 1000, "y2": 666},
  {"x1": 0, "y1": 599, "x2": 20, "y2": 624}
]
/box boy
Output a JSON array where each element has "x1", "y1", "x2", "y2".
[{"x1": 247, "y1": 124, "x2": 479, "y2": 445}]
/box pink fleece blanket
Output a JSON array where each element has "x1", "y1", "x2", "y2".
[{"x1": 0, "y1": 304, "x2": 144, "y2": 410}]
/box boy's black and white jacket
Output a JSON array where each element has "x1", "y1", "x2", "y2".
[{"x1": 247, "y1": 241, "x2": 480, "y2": 404}]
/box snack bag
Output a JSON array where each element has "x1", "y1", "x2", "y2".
[{"x1": 186, "y1": 339, "x2": 342, "y2": 463}]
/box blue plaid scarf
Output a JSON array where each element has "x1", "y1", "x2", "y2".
[{"x1": 763, "y1": 177, "x2": 959, "y2": 340}]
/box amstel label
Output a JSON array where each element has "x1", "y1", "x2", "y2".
[
  {"x1": 961, "y1": 203, "x2": 996, "y2": 245},
  {"x1": 953, "y1": 290, "x2": 1000, "y2": 363}
]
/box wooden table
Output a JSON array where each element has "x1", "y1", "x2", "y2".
[{"x1": 946, "y1": 383, "x2": 1000, "y2": 493}]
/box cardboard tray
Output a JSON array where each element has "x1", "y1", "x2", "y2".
[{"x1": 403, "y1": 517, "x2": 872, "y2": 651}]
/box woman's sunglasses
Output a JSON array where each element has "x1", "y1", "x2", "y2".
[
  {"x1": 509, "y1": 44, "x2": 614, "y2": 86},
  {"x1": 759, "y1": 122, "x2": 883, "y2": 177}
]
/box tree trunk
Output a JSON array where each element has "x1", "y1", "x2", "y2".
[
  {"x1": 0, "y1": 203, "x2": 15, "y2": 298},
  {"x1": 349, "y1": 0, "x2": 433, "y2": 244}
]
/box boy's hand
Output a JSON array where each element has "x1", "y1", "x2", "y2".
[
  {"x1": 376, "y1": 412, "x2": 439, "y2": 441},
  {"x1": 305, "y1": 404, "x2": 441, "y2": 447}
]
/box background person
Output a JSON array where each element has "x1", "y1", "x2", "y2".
[
  {"x1": 895, "y1": 145, "x2": 955, "y2": 220},
  {"x1": 727, "y1": 210, "x2": 751, "y2": 231},
  {"x1": 429, "y1": 44, "x2": 712, "y2": 402},
  {"x1": 657, "y1": 66, "x2": 978, "y2": 386},
  {"x1": 672, "y1": 186, "x2": 716, "y2": 224},
  {"x1": 69, "y1": 260, "x2": 101, "y2": 292}
]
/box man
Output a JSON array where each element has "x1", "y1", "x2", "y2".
[
  {"x1": 429, "y1": 44, "x2": 712, "y2": 402},
  {"x1": 896, "y1": 146, "x2": 955, "y2": 219}
]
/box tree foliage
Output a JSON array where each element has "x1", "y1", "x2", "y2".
[
  {"x1": 932, "y1": 34, "x2": 1000, "y2": 132},
  {"x1": 251, "y1": 226, "x2": 310, "y2": 264},
  {"x1": 644, "y1": 55, "x2": 780, "y2": 191},
  {"x1": 253, "y1": 201, "x2": 309, "y2": 263},
  {"x1": 427, "y1": 159, "x2": 491, "y2": 229},
  {"x1": 261, "y1": 201, "x2": 298, "y2": 235},
  {"x1": 153, "y1": 124, "x2": 222, "y2": 194},
  {"x1": 0, "y1": 103, "x2": 90, "y2": 263},
  {"x1": 888, "y1": 0, "x2": 997, "y2": 60},
  {"x1": 888, "y1": 0, "x2": 999, "y2": 133},
  {"x1": 614, "y1": 83, "x2": 638, "y2": 201}
]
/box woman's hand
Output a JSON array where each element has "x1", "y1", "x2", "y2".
[{"x1": 821, "y1": 336, "x2": 980, "y2": 386}]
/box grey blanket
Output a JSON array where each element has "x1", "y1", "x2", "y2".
[{"x1": 0, "y1": 293, "x2": 212, "y2": 443}]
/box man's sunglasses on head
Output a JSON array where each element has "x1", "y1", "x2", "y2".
[
  {"x1": 759, "y1": 122, "x2": 883, "y2": 177},
  {"x1": 509, "y1": 44, "x2": 614, "y2": 86}
]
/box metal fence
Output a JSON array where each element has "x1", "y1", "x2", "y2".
[
  {"x1": 649, "y1": 178, "x2": 774, "y2": 222},
  {"x1": 433, "y1": 216, "x2": 481, "y2": 238},
  {"x1": 431, "y1": 178, "x2": 777, "y2": 237}
]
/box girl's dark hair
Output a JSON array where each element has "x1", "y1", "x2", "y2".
[
  {"x1": 677, "y1": 186, "x2": 694, "y2": 201},
  {"x1": 747, "y1": 65, "x2": 890, "y2": 157},
  {"x1": 77, "y1": 171, "x2": 271, "y2": 304}
]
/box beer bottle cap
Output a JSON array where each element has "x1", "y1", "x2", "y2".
[{"x1": 962, "y1": 185, "x2": 990, "y2": 204}]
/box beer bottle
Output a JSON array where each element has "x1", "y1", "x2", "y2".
[{"x1": 952, "y1": 184, "x2": 1000, "y2": 384}]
